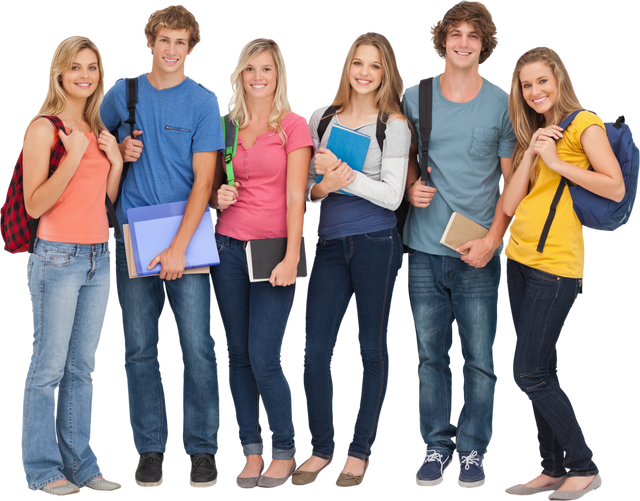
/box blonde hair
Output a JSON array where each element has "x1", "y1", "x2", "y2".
[
  {"x1": 34, "y1": 36, "x2": 105, "y2": 137},
  {"x1": 145, "y1": 5, "x2": 200, "y2": 50},
  {"x1": 509, "y1": 47, "x2": 582, "y2": 185},
  {"x1": 330, "y1": 33, "x2": 405, "y2": 123},
  {"x1": 228, "y1": 39, "x2": 291, "y2": 145}
]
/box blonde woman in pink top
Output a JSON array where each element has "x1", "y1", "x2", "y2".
[
  {"x1": 209, "y1": 38, "x2": 313, "y2": 488},
  {"x1": 21, "y1": 37, "x2": 123, "y2": 495}
]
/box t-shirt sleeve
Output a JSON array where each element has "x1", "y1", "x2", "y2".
[
  {"x1": 306, "y1": 108, "x2": 326, "y2": 202},
  {"x1": 192, "y1": 93, "x2": 224, "y2": 153},
  {"x1": 100, "y1": 81, "x2": 123, "y2": 133},
  {"x1": 565, "y1": 111, "x2": 606, "y2": 152},
  {"x1": 401, "y1": 86, "x2": 419, "y2": 143},
  {"x1": 284, "y1": 114, "x2": 315, "y2": 156},
  {"x1": 497, "y1": 106, "x2": 517, "y2": 159}
]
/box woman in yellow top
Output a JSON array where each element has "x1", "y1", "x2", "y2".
[{"x1": 502, "y1": 47, "x2": 624, "y2": 500}]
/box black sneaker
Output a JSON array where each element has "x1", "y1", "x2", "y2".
[
  {"x1": 190, "y1": 453, "x2": 217, "y2": 487},
  {"x1": 136, "y1": 452, "x2": 164, "y2": 487}
]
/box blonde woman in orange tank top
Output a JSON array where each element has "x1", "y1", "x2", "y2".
[{"x1": 20, "y1": 37, "x2": 123, "y2": 495}]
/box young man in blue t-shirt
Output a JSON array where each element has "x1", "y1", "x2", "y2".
[
  {"x1": 100, "y1": 5, "x2": 224, "y2": 488},
  {"x1": 402, "y1": 1, "x2": 516, "y2": 488}
]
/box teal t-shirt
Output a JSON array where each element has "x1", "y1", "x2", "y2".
[{"x1": 401, "y1": 75, "x2": 516, "y2": 257}]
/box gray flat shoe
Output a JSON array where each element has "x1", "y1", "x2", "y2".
[
  {"x1": 548, "y1": 474, "x2": 602, "y2": 500},
  {"x1": 257, "y1": 460, "x2": 296, "y2": 488},
  {"x1": 40, "y1": 481, "x2": 80, "y2": 496},
  {"x1": 507, "y1": 476, "x2": 567, "y2": 495},
  {"x1": 86, "y1": 478, "x2": 121, "y2": 491},
  {"x1": 237, "y1": 459, "x2": 264, "y2": 489}
]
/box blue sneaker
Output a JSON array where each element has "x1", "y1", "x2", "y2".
[
  {"x1": 458, "y1": 450, "x2": 485, "y2": 488},
  {"x1": 416, "y1": 449, "x2": 452, "y2": 486}
]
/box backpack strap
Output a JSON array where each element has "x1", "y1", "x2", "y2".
[
  {"x1": 536, "y1": 109, "x2": 584, "y2": 253},
  {"x1": 418, "y1": 78, "x2": 433, "y2": 182},
  {"x1": 124, "y1": 78, "x2": 138, "y2": 139},
  {"x1": 222, "y1": 114, "x2": 238, "y2": 185},
  {"x1": 318, "y1": 105, "x2": 388, "y2": 152}
]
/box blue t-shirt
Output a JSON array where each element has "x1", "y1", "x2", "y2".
[
  {"x1": 100, "y1": 74, "x2": 224, "y2": 240},
  {"x1": 401, "y1": 75, "x2": 516, "y2": 257}
]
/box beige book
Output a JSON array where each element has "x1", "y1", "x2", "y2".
[
  {"x1": 123, "y1": 224, "x2": 209, "y2": 278},
  {"x1": 440, "y1": 212, "x2": 489, "y2": 255}
]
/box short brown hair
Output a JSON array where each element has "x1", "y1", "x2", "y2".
[
  {"x1": 431, "y1": 1, "x2": 497, "y2": 64},
  {"x1": 145, "y1": 5, "x2": 200, "y2": 50}
]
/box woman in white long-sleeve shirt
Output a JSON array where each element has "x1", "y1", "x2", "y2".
[{"x1": 291, "y1": 32, "x2": 410, "y2": 488}]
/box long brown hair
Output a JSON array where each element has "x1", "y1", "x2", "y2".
[
  {"x1": 34, "y1": 36, "x2": 105, "y2": 137},
  {"x1": 509, "y1": 47, "x2": 582, "y2": 185},
  {"x1": 330, "y1": 33, "x2": 405, "y2": 123}
]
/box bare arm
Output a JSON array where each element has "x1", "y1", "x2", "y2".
[
  {"x1": 458, "y1": 157, "x2": 513, "y2": 268},
  {"x1": 23, "y1": 119, "x2": 88, "y2": 219},
  {"x1": 270, "y1": 146, "x2": 312, "y2": 286},
  {"x1": 97, "y1": 129, "x2": 124, "y2": 202},
  {"x1": 148, "y1": 150, "x2": 216, "y2": 280}
]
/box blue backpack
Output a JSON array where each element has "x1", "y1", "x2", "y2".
[{"x1": 537, "y1": 111, "x2": 639, "y2": 253}]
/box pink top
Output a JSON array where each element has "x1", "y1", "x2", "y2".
[
  {"x1": 216, "y1": 112, "x2": 314, "y2": 240},
  {"x1": 38, "y1": 130, "x2": 111, "y2": 243}
]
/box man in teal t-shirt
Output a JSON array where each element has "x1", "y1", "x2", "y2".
[{"x1": 402, "y1": 1, "x2": 516, "y2": 489}]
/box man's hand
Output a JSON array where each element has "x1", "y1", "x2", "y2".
[
  {"x1": 119, "y1": 130, "x2": 144, "y2": 162},
  {"x1": 148, "y1": 245, "x2": 186, "y2": 280},
  {"x1": 407, "y1": 168, "x2": 437, "y2": 207},
  {"x1": 457, "y1": 236, "x2": 495, "y2": 268}
]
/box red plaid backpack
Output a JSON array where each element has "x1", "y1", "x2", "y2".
[{"x1": 1, "y1": 116, "x2": 66, "y2": 253}]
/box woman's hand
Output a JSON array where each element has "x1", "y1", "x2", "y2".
[
  {"x1": 314, "y1": 147, "x2": 339, "y2": 175},
  {"x1": 526, "y1": 125, "x2": 563, "y2": 155},
  {"x1": 320, "y1": 161, "x2": 355, "y2": 193},
  {"x1": 98, "y1": 129, "x2": 123, "y2": 167},
  {"x1": 531, "y1": 126, "x2": 563, "y2": 171},
  {"x1": 217, "y1": 182, "x2": 239, "y2": 210},
  {"x1": 269, "y1": 258, "x2": 298, "y2": 287},
  {"x1": 58, "y1": 126, "x2": 90, "y2": 162}
]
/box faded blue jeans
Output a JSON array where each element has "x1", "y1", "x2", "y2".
[
  {"x1": 304, "y1": 227, "x2": 403, "y2": 460},
  {"x1": 23, "y1": 239, "x2": 109, "y2": 490},
  {"x1": 408, "y1": 251, "x2": 500, "y2": 457},
  {"x1": 507, "y1": 259, "x2": 597, "y2": 477}
]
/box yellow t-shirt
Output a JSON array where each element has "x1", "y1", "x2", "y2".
[{"x1": 505, "y1": 111, "x2": 606, "y2": 278}]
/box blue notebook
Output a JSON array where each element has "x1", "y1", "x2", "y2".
[
  {"x1": 316, "y1": 124, "x2": 371, "y2": 195},
  {"x1": 128, "y1": 201, "x2": 219, "y2": 277}
]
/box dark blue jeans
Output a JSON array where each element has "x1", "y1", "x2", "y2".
[
  {"x1": 115, "y1": 241, "x2": 219, "y2": 456},
  {"x1": 408, "y1": 251, "x2": 500, "y2": 457},
  {"x1": 507, "y1": 259, "x2": 597, "y2": 477},
  {"x1": 210, "y1": 234, "x2": 295, "y2": 459},
  {"x1": 304, "y1": 227, "x2": 403, "y2": 460}
]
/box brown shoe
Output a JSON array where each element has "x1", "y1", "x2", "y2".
[
  {"x1": 291, "y1": 456, "x2": 332, "y2": 485},
  {"x1": 336, "y1": 458, "x2": 369, "y2": 487}
]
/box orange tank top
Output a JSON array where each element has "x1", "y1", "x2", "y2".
[{"x1": 38, "y1": 129, "x2": 111, "y2": 243}]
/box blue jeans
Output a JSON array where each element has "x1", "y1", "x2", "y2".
[
  {"x1": 115, "y1": 241, "x2": 218, "y2": 456},
  {"x1": 304, "y1": 227, "x2": 403, "y2": 460},
  {"x1": 507, "y1": 259, "x2": 597, "y2": 477},
  {"x1": 408, "y1": 251, "x2": 500, "y2": 456},
  {"x1": 210, "y1": 234, "x2": 295, "y2": 459},
  {"x1": 23, "y1": 239, "x2": 110, "y2": 490}
]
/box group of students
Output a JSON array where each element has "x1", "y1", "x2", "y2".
[{"x1": 17, "y1": 2, "x2": 623, "y2": 499}]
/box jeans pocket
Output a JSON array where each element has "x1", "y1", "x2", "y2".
[
  {"x1": 531, "y1": 268, "x2": 561, "y2": 283},
  {"x1": 45, "y1": 251, "x2": 72, "y2": 268},
  {"x1": 364, "y1": 229, "x2": 393, "y2": 241},
  {"x1": 316, "y1": 238, "x2": 328, "y2": 248},
  {"x1": 215, "y1": 235, "x2": 227, "y2": 254}
]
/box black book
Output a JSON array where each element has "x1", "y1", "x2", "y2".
[{"x1": 246, "y1": 237, "x2": 307, "y2": 282}]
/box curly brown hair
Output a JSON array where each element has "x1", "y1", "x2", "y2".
[
  {"x1": 145, "y1": 5, "x2": 200, "y2": 50},
  {"x1": 431, "y1": 1, "x2": 497, "y2": 64}
]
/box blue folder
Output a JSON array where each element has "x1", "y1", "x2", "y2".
[
  {"x1": 128, "y1": 201, "x2": 219, "y2": 277},
  {"x1": 316, "y1": 124, "x2": 371, "y2": 195}
]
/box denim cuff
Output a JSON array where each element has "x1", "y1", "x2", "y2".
[
  {"x1": 77, "y1": 471, "x2": 102, "y2": 488},
  {"x1": 312, "y1": 450, "x2": 333, "y2": 461},
  {"x1": 273, "y1": 446, "x2": 296, "y2": 460},
  {"x1": 567, "y1": 469, "x2": 599, "y2": 478},
  {"x1": 542, "y1": 468, "x2": 568, "y2": 479},
  {"x1": 243, "y1": 443, "x2": 264, "y2": 456},
  {"x1": 347, "y1": 450, "x2": 368, "y2": 461}
]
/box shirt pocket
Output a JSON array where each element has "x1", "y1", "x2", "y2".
[
  {"x1": 469, "y1": 126, "x2": 499, "y2": 159},
  {"x1": 163, "y1": 125, "x2": 194, "y2": 158}
]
